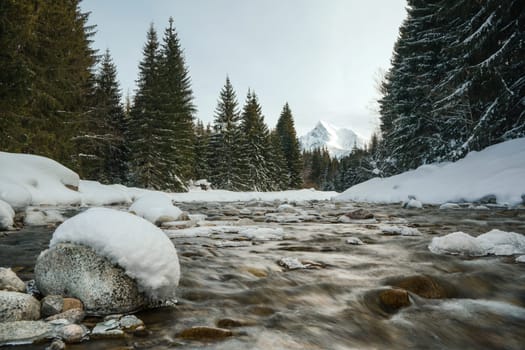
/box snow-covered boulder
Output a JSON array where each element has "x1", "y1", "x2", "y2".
[
  {"x1": 35, "y1": 208, "x2": 180, "y2": 315},
  {"x1": 0, "y1": 291, "x2": 41, "y2": 322},
  {"x1": 0, "y1": 199, "x2": 15, "y2": 230},
  {"x1": 129, "y1": 192, "x2": 182, "y2": 225},
  {"x1": 24, "y1": 208, "x2": 65, "y2": 226},
  {"x1": 0, "y1": 152, "x2": 81, "y2": 207},
  {"x1": 429, "y1": 229, "x2": 525, "y2": 256},
  {"x1": 36, "y1": 243, "x2": 145, "y2": 315},
  {"x1": 0, "y1": 268, "x2": 26, "y2": 292}
]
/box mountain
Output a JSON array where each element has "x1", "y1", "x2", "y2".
[{"x1": 299, "y1": 121, "x2": 364, "y2": 159}]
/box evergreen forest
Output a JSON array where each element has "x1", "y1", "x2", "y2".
[{"x1": 1, "y1": 0, "x2": 523, "y2": 193}]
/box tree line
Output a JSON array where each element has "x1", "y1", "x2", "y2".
[{"x1": 0, "y1": 0, "x2": 303, "y2": 192}]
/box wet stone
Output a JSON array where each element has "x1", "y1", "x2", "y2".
[
  {"x1": 62, "y1": 297, "x2": 83, "y2": 312},
  {"x1": 0, "y1": 320, "x2": 53, "y2": 346},
  {"x1": 0, "y1": 267, "x2": 26, "y2": 292},
  {"x1": 45, "y1": 308, "x2": 85, "y2": 324},
  {"x1": 41, "y1": 295, "x2": 64, "y2": 317},
  {"x1": 344, "y1": 209, "x2": 374, "y2": 220},
  {"x1": 0, "y1": 291, "x2": 40, "y2": 322},
  {"x1": 56, "y1": 323, "x2": 88, "y2": 343},
  {"x1": 217, "y1": 318, "x2": 254, "y2": 328},
  {"x1": 177, "y1": 326, "x2": 233, "y2": 340},
  {"x1": 91, "y1": 319, "x2": 125, "y2": 338},
  {"x1": 379, "y1": 289, "x2": 411, "y2": 313},
  {"x1": 119, "y1": 314, "x2": 144, "y2": 331},
  {"x1": 45, "y1": 339, "x2": 66, "y2": 350},
  {"x1": 386, "y1": 275, "x2": 455, "y2": 299}
]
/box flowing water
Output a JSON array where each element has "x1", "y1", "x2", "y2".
[{"x1": 2, "y1": 202, "x2": 525, "y2": 349}]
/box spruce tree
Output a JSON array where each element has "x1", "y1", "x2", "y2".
[
  {"x1": 157, "y1": 17, "x2": 196, "y2": 190},
  {"x1": 208, "y1": 77, "x2": 245, "y2": 190},
  {"x1": 78, "y1": 49, "x2": 128, "y2": 183},
  {"x1": 240, "y1": 91, "x2": 272, "y2": 191},
  {"x1": 269, "y1": 129, "x2": 289, "y2": 190},
  {"x1": 276, "y1": 103, "x2": 303, "y2": 189},
  {"x1": 193, "y1": 120, "x2": 212, "y2": 181},
  {"x1": 128, "y1": 24, "x2": 163, "y2": 189}
]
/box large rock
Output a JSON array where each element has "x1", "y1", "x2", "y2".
[
  {"x1": 35, "y1": 243, "x2": 146, "y2": 315},
  {"x1": 0, "y1": 291, "x2": 40, "y2": 322},
  {"x1": 0, "y1": 321, "x2": 53, "y2": 346},
  {"x1": 0, "y1": 267, "x2": 26, "y2": 292},
  {"x1": 386, "y1": 275, "x2": 456, "y2": 299}
]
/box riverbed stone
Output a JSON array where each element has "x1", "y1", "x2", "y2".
[
  {"x1": 56, "y1": 323, "x2": 87, "y2": 343},
  {"x1": 91, "y1": 319, "x2": 125, "y2": 338},
  {"x1": 386, "y1": 275, "x2": 455, "y2": 299},
  {"x1": 177, "y1": 326, "x2": 233, "y2": 340},
  {"x1": 379, "y1": 288, "x2": 411, "y2": 312},
  {"x1": 62, "y1": 297, "x2": 83, "y2": 312},
  {"x1": 41, "y1": 295, "x2": 64, "y2": 317},
  {"x1": 45, "y1": 308, "x2": 85, "y2": 324},
  {"x1": 35, "y1": 243, "x2": 146, "y2": 315},
  {"x1": 0, "y1": 291, "x2": 40, "y2": 321},
  {"x1": 119, "y1": 314, "x2": 144, "y2": 331},
  {"x1": 0, "y1": 267, "x2": 26, "y2": 292},
  {"x1": 46, "y1": 339, "x2": 66, "y2": 350},
  {"x1": 344, "y1": 209, "x2": 374, "y2": 220},
  {"x1": 0, "y1": 320, "x2": 53, "y2": 346}
]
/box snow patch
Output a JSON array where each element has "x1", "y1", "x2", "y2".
[
  {"x1": 429, "y1": 229, "x2": 525, "y2": 256},
  {"x1": 50, "y1": 207, "x2": 180, "y2": 300},
  {"x1": 337, "y1": 138, "x2": 525, "y2": 205},
  {"x1": 380, "y1": 225, "x2": 422, "y2": 236},
  {"x1": 129, "y1": 193, "x2": 182, "y2": 225},
  {"x1": 24, "y1": 208, "x2": 65, "y2": 226},
  {"x1": 0, "y1": 199, "x2": 15, "y2": 230},
  {"x1": 79, "y1": 181, "x2": 132, "y2": 206}
]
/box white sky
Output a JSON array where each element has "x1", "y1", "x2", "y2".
[{"x1": 81, "y1": 0, "x2": 407, "y2": 140}]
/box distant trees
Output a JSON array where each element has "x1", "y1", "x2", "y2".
[
  {"x1": 276, "y1": 103, "x2": 303, "y2": 189},
  {"x1": 378, "y1": 0, "x2": 525, "y2": 175}
]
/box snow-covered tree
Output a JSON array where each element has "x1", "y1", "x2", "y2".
[{"x1": 276, "y1": 103, "x2": 303, "y2": 189}]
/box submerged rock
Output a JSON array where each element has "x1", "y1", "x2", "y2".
[
  {"x1": 386, "y1": 275, "x2": 456, "y2": 299},
  {"x1": 379, "y1": 289, "x2": 411, "y2": 312},
  {"x1": 177, "y1": 326, "x2": 233, "y2": 340},
  {"x1": 0, "y1": 291, "x2": 40, "y2": 322},
  {"x1": 0, "y1": 267, "x2": 26, "y2": 292},
  {"x1": 35, "y1": 243, "x2": 145, "y2": 315},
  {"x1": 344, "y1": 209, "x2": 374, "y2": 220}
]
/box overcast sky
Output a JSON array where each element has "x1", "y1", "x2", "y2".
[{"x1": 81, "y1": 0, "x2": 407, "y2": 140}]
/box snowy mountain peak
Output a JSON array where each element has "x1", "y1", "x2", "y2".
[{"x1": 299, "y1": 120, "x2": 364, "y2": 159}]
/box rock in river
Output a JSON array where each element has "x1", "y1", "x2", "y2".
[
  {"x1": 35, "y1": 243, "x2": 145, "y2": 315},
  {"x1": 0, "y1": 267, "x2": 26, "y2": 292},
  {"x1": 0, "y1": 291, "x2": 40, "y2": 322}
]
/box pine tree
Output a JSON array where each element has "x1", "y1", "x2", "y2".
[
  {"x1": 193, "y1": 120, "x2": 212, "y2": 180},
  {"x1": 208, "y1": 77, "x2": 245, "y2": 190},
  {"x1": 269, "y1": 129, "x2": 289, "y2": 190},
  {"x1": 157, "y1": 17, "x2": 196, "y2": 190},
  {"x1": 78, "y1": 49, "x2": 128, "y2": 183},
  {"x1": 276, "y1": 103, "x2": 303, "y2": 188},
  {"x1": 127, "y1": 24, "x2": 163, "y2": 189},
  {"x1": 240, "y1": 90, "x2": 272, "y2": 191}
]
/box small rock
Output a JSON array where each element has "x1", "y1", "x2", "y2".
[
  {"x1": 277, "y1": 204, "x2": 298, "y2": 213},
  {"x1": 379, "y1": 289, "x2": 411, "y2": 312},
  {"x1": 46, "y1": 308, "x2": 85, "y2": 324},
  {"x1": 0, "y1": 267, "x2": 26, "y2": 292},
  {"x1": 0, "y1": 291, "x2": 41, "y2": 322},
  {"x1": 56, "y1": 323, "x2": 87, "y2": 343},
  {"x1": 46, "y1": 339, "x2": 66, "y2": 350},
  {"x1": 515, "y1": 255, "x2": 525, "y2": 263},
  {"x1": 346, "y1": 237, "x2": 364, "y2": 245},
  {"x1": 386, "y1": 275, "x2": 454, "y2": 299},
  {"x1": 217, "y1": 318, "x2": 253, "y2": 328},
  {"x1": 439, "y1": 203, "x2": 461, "y2": 210},
  {"x1": 244, "y1": 267, "x2": 268, "y2": 278},
  {"x1": 91, "y1": 319, "x2": 124, "y2": 338},
  {"x1": 402, "y1": 199, "x2": 423, "y2": 209},
  {"x1": 344, "y1": 209, "x2": 374, "y2": 220},
  {"x1": 277, "y1": 257, "x2": 306, "y2": 270},
  {"x1": 119, "y1": 314, "x2": 144, "y2": 331},
  {"x1": 62, "y1": 297, "x2": 83, "y2": 312},
  {"x1": 41, "y1": 295, "x2": 64, "y2": 317},
  {"x1": 0, "y1": 320, "x2": 53, "y2": 346},
  {"x1": 177, "y1": 326, "x2": 233, "y2": 340},
  {"x1": 178, "y1": 211, "x2": 190, "y2": 221}
]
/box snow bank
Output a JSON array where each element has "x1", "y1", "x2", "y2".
[
  {"x1": 24, "y1": 208, "x2": 65, "y2": 226},
  {"x1": 170, "y1": 188, "x2": 337, "y2": 203},
  {"x1": 129, "y1": 193, "x2": 182, "y2": 225},
  {"x1": 337, "y1": 138, "x2": 525, "y2": 205},
  {"x1": 79, "y1": 180, "x2": 132, "y2": 206},
  {"x1": 0, "y1": 152, "x2": 81, "y2": 207},
  {"x1": 50, "y1": 208, "x2": 180, "y2": 300},
  {"x1": 429, "y1": 229, "x2": 525, "y2": 256},
  {"x1": 0, "y1": 199, "x2": 15, "y2": 230}
]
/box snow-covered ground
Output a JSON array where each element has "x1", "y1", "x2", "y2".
[{"x1": 337, "y1": 138, "x2": 525, "y2": 206}]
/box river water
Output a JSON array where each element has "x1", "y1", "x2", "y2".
[{"x1": 2, "y1": 201, "x2": 525, "y2": 349}]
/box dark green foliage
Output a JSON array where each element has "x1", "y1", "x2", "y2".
[
  {"x1": 77, "y1": 49, "x2": 128, "y2": 183},
  {"x1": 269, "y1": 129, "x2": 289, "y2": 190},
  {"x1": 239, "y1": 91, "x2": 273, "y2": 191},
  {"x1": 379, "y1": 0, "x2": 525, "y2": 175},
  {"x1": 276, "y1": 103, "x2": 303, "y2": 188},
  {"x1": 208, "y1": 77, "x2": 246, "y2": 190},
  {"x1": 193, "y1": 120, "x2": 212, "y2": 180},
  {"x1": 0, "y1": 0, "x2": 96, "y2": 170}
]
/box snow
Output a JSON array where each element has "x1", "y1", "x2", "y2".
[
  {"x1": 402, "y1": 198, "x2": 423, "y2": 209},
  {"x1": 429, "y1": 229, "x2": 525, "y2": 256},
  {"x1": 0, "y1": 152, "x2": 81, "y2": 207},
  {"x1": 0, "y1": 199, "x2": 15, "y2": 230},
  {"x1": 380, "y1": 225, "x2": 422, "y2": 236},
  {"x1": 337, "y1": 138, "x2": 525, "y2": 205},
  {"x1": 516, "y1": 255, "x2": 525, "y2": 263},
  {"x1": 346, "y1": 237, "x2": 364, "y2": 245},
  {"x1": 24, "y1": 208, "x2": 65, "y2": 226},
  {"x1": 79, "y1": 181, "x2": 132, "y2": 206},
  {"x1": 49, "y1": 207, "x2": 180, "y2": 300},
  {"x1": 129, "y1": 193, "x2": 183, "y2": 225},
  {"x1": 278, "y1": 257, "x2": 306, "y2": 270},
  {"x1": 439, "y1": 203, "x2": 461, "y2": 209},
  {"x1": 299, "y1": 120, "x2": 364, "y2": 159}
]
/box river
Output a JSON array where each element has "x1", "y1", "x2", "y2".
[{"x1": 1, "y1": 201, "x2": 524, "y2": 349}]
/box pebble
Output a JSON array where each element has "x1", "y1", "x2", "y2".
[{"x1": 177, "y1": 326, "x2": 233, "y2": 340}]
